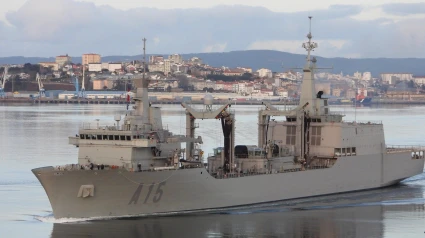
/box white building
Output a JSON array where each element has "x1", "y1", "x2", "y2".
[
  {"x1": 148, "y1": 63, "x2": 164, "y2": 73},
  {"x1": 190, "y1": 57, "x2": 202, "y2": 65},
  {"x1": 148, "y1": 60, "x2": 172, "y2": 75},
  {"x1": 277, "y1": 90, "x2": 289, "y2": 98},
  {"x1": 169, "y1": 54, "x2": 183, "y2": 64},
  {"x1": 257, "y1": 68, "x2": 272, "y2": 78},
  {"x1": 101, "y1": 63, "x2": 109, "y2": 70},
  {"x1": 354, "y1": 71, "x2": 362, "y2": 80},
  {"x1": 88, "y1": 63, "x2": 102, "y2": 72},
  {"x1": 164, "y1": 60, "x2": 172, "y2": 75},
  {"x1": 362, "y1": 72, "x2": 372, "y2": 81},
  {"x1": 274, "y1": 78, "x2": 281, "y2": 87},
  {"x1": 39, "y1": 62, "x2": 59, "y2": 71},
  {"x1": 413, "y1": 76, "x2": 425, "y2": 85},
  {"x1": 237, "y1": 67, "x2": 253, "y2": 73},
  {"x1": 109, "y1": 63, "x2": 122, "y2": 72},
  {"x1": 238, "y1": 83, "x2": 246, "y2": 94},
  {"x1": 381, "y1": 73, "x2": 413, "y2": 84}
]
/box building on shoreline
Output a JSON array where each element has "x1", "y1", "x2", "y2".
[
  {"x1": 82, "y1": 54, "x2": 101, "y2": 65},
  {"x1": 55, "y1": 55, "x2": 71, "y2": 67}
]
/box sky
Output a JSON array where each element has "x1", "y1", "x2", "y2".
[{"x1": 0, "y1": 0, "x2": 425, "y2": 58}]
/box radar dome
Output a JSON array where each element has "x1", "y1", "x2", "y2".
[{"x1": 203, "y1": 94, "x2": 214, "y2": 105}]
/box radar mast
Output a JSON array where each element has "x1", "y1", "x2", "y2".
[
  {"x1": 133, "y1": 38, "x2": 150, "y2": 124},
  {"x1": 299, "y1": 16, "x2": 319, "y2": 115}
]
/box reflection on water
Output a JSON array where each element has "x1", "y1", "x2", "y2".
[
  {"x1": 52, "y1": 206, "x2": 385, "y2": 238},
  {"x1": 1, "y1": 104, "x2": 425, "y2": 238},
  {"x1": 49, "y1": 184, "x2": 425, "y2": 238}
]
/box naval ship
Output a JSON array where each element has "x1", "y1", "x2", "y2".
[{"x1": 33, "y1": 18, "x2": 425, "y2": 219}]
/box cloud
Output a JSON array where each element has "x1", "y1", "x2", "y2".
[
  {"x1": 247, "y1": 40, "x2": 349, "y2": 57},
  {"x1": 153, "y1": 37, "x2": 160, "y2": 46},
  {"x1": 203, "y1": 43, "x2": 227, "y2": 53},
  {"x1": 0, "y1": 0, "x2": 424, "y2": 58},
  {"x1": 381, "y1": 3, "x2": 425, "y2": 16}
]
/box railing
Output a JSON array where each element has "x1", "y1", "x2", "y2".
[
  {"x1": 327, "y1": 111, "x2": 346, "y2": 116},
  {"x1": 386, "y1": 145, "x2": 425, "y2": 153},
  {"x1": 345, "y1": 120, "x2": 383, "y2": 125},
  {"x1": 54, "y1": 164, "x2": 114, "y2": 171},
  {"x1": 80, "y1": 123, "x2": 158, "y2": 132},
  {"x1": 80, "y1": 122, "x2": 101, "y2": 130},
  {"x1": 53, "y1": 164, "x2": 178, "y2": 172},
  {"x1": 257, "y1": 105, "x2": 296, "y2": 112},
  {"x1": 214, "y1": 165, "x2": 332, "y2": 179},
  {"x1": 80, "y1": 123, "x2": 119, "y2": 131}
]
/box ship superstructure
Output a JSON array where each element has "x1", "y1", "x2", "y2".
[
  {"x1": 33, "y1": 18, "x2": 425, "y2": 220},
  {"x1": 69, "y1": 39, "x2": 200, "y2": 172}
]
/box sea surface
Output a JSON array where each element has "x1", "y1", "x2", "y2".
[{"x1": 0, "y1": 103, "x2": 424, "y2": 238}]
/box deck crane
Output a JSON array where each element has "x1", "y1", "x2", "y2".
[
  {"x1": 36, "y1": 73, "x2": 45, "y2": 98},
  {"x1": 0, "y1": 66, "x2": 8, "y2": 97}
]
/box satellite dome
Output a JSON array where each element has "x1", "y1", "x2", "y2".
[{"x1": 203, "y1": 94, "x2": 214, "y2": 105}]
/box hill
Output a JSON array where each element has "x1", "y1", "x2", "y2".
[{"x1": 1, "y1": 50, "x2": 425, "y2": 77}]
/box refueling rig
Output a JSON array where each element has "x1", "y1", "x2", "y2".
[{"x1": 181, "y1": 95, "x2": 234, "y2": 174}]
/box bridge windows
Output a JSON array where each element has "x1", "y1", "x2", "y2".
[
  {"x1": 334, "y1": 147, "x2": 357, "y2": 157},
  {"x1": 79, "y1": 134, "x2": 133, "y2": 141}
]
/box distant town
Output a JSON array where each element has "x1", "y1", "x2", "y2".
[{"x1": 1, "y1": 53, "x2": 425, "y2": 104}]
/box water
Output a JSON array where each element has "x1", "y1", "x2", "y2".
[{"x1": 1, "y1": 103, "x2": 425, "y2": 238}]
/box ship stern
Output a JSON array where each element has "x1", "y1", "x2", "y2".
[{"x1": 383, "y1": 152, "x2": 425, "y2": 186}]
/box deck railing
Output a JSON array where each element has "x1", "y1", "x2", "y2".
[
  {"x1": 345, "y1": 120, "x2": 383, "y2": 125},
  {"x1": 386, "y1": 145, "x2": 425, "y2": 153},
  {"x1": 53, "y1": 164, "x2": 178, "y2": 172},
  {"x1": 214, "y1": 165, "x2": 332, "y2": 179}
]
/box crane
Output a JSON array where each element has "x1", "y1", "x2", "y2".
[
  {"x1": 0, "y1": 66, "x2": 9, "y2": 97},
  {"x1": 79, "y1": 65, "x2": 86, "y2": 98},
  {"x1": 36, "y1": 73, "x2": 45, "y2": 98},
  {"x1": 73, "y1": 74, "x2": 79, "y2": 99}
]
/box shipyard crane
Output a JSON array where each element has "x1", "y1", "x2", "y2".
[
  {"x1": 79, "y1": 66, "x2": 86, "y2": 98},
  {"x1": 73, "y1": 74, "x2": 79, "y2": 98},
  {"x1": 0, "y1": 66, "x2": 8, "y2": 97},
  {"x1": 36, "y1": 73, "x2": 45, "y2": 98}
]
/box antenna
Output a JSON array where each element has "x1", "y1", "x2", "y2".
[
  {"x1": 309, "y1": 15, "x2": 312, "y2": 33},
  {"x1": 283, "y1": 16, "x2": 330, "y2": 73},
  {"x1": 142, "y1": 38, "x2": 146, "y2": 80},
  {"x1": 354, "y1": 87, "x2": 357, "y2": 122},
  {"x1": 302, "y1": 16, "x2": 317, "y2": 68}
]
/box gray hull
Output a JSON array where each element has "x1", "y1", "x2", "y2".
[{"x1": 33, "y1": 152, "x2": 424, "y2": 219}]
